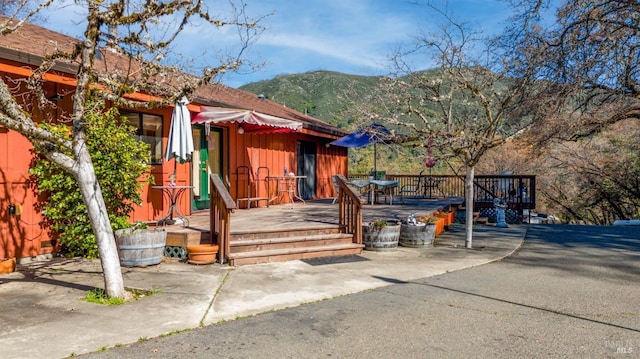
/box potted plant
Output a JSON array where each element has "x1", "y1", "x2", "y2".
[
  {"x1": 0, "y1": 257, "x2": 16, "y2": 274},
  {"x1": 432, "y1": 215, "x2": 446, "y2": 237},
  {"x1": 434, "y1": 210, "x2": 455, "y2": 229},
  {"x1": 400, "y1": 215, "x2": 438, "y2": 248},
  {"x1": 114, "y1": 222, "x2": 167, "y2": 267},
  {"x1": 362, "y1": 219, "x2": 401, "y2": 251},
  {"x1": 186, "y1": 243, "x2": 219, "y2": 264}
]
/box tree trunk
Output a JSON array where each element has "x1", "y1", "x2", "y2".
[
  {"x1": 75, "y1": 148, "x2": 126, "y2": 298},
  {"x1": 464, "y1": 166, "x2": 475, "y2": 248}
]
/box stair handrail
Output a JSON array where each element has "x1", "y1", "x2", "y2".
[
  {"x1": 209, "y1": 174, "x2": 236, "y2": 264},
  {"x1": 335, "y1": 174, "x2": 364, "y2": 245}
]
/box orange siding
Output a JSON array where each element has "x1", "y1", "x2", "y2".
[
  {"x1": 316, "y1": 144, "x2": 348, "y2": 199},
  {"x1": 0, "y1": 69, "x2": 348, "y2": 260},
  {"x1": 0, "y1": 127, "x2": 50, "y2": 259},
  {"x1": 225, "y1": 128, "x2": 348, "y2": 208},
  {"x1": 130, "y1": 106, "x2": 192, "y2": 223}
]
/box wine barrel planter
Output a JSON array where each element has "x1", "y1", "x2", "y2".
[
  {"x1": 362, "y1": 222, "x2": 401, "y2": 251},
  {"x1": 115, "y1": 228, "x2": 167, "y2": 267},
  {"x1": 187, "y1": 244, "x2": 219, "y2": 265},
  {"x1": 399, "y1": 223, "x2": 436, "y2": 248}
]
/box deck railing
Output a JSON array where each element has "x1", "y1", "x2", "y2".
[
  {"x1": 336, "y1": 174, "x2": 364, "y2": 245},
  {"x1": 350, "y1": 173, "x2": 536, "y2": 214},
  {"x1": 470, "y1": 175, "x2": 536, "y2": 212},
  {"x1": 209, "y1": 174, "x2": 236, "y2": 264}
]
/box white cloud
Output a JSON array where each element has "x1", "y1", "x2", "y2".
[
  {"x1": 257, "y1": 33, "x2": 386, "y2": 70},
  {"x1": 242, "y1": 0, "x2": 426, "y2": 74}
]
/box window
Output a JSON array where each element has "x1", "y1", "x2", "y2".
[{"x1": 120, "y1": 111, "x2": 163, "y2": 164}]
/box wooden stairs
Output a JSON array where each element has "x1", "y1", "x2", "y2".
[
  {"x1": 228, "y1": 226, "x2": 363, "y2": 266},
  {"x1": 456, "y1": 205, "x2": 489, "y2": 224},
  {"x1": 164, "y1": 225, "x2": 363, "y2": 266}
]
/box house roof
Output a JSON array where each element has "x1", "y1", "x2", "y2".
[
  {"x1": 0, "y1": 16, "x2": 346, "y2": 138},
  {"x1": 192, "y1": 84, "x2": 345, "y2": 136}
]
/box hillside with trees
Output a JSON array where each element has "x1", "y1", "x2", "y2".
[
  {"x1": 239, "y1": 1, "x2": 640, "y2": 227},
  {"x1": 239, "y1": 70, "x2": 383, "y2": 128},
  {"x1": 239, "y1": 65, "x2": 638, "y2": 226},
  {"x1": 239, "y1": 70, "x2": 449, "y2": 176}
]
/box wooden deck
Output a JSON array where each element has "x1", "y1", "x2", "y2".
[
  {"x1": 161, "y1": 196, "x2": 464, "y2": 265},
  {"x1": 177, "y1": 197, "x2": 463, "y2": 232}
]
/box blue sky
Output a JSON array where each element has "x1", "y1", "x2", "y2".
[
  {"x1": 38, "y1": 0, "x2": 526, "y2": 88},
  {"x1": 218, "y1": 0, "x2": 520, "y2": 87}
]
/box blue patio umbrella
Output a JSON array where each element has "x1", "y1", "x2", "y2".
[{"x1": 329, "y1": 124, "x2": 393, "y2": 174}]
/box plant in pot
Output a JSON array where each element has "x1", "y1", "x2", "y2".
[
  {"x1": 186, "y1": 243, "x2": 219, "y2": 265},
  {"x1": 429, "y1": 214, "x2": 446, "y2": 237},
  {"x1": 362, "y1": 219, "x2": 401, "y2": 251},
  {"x1": 115, "y1": 222, "x2": 167, "y2": 267},
  {"x1": 434, "y1": 210, "x2": 455, "y2": 229},
  {"x1": 400, "y1": 215, "x2": 438, "y2": 248}
]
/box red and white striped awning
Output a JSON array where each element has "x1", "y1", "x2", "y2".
[{"x1": 192, "y1": 106, "x2": 302, "y2": 134}]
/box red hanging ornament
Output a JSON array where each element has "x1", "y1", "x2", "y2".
[
  {"x1": 425, "y1": 138, "x2": 436, "y2": 168},
  {"x1": 424, "y1": 156, "x2": 436, "y2": 168}
]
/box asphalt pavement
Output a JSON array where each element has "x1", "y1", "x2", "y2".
[{"x1": 79, "y1": 224, "x2": 639, "y2": 359}]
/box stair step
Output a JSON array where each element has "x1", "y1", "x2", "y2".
[
  {"x1": 474, "y1": 216, "x2": 489, "y2": 224},
  {"x1": 231, "y1": 226, "x2": 342, "y2": 241},
  {"x1": 228, "y1": 243, "x2": 365, "y2": 266},
  {"x1": 231, "y1": 233, "x2": 354, "y2": 253},
  {"x1": 453, "y1": 210, "x2": 480, "y2": 217}
]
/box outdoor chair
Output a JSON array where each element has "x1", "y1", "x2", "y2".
[
  {"x1": 331, "y1": 174, "x2": 340, "y2": 204},
  {"x1": 399, "y1": 170, "x2": 425, "y2": 203},
  {"x1": 369, "y1": 170, "x2": 386, "y2": 180},
  {"x1": 334, "y1": 175, "x2": 370, "y2": 205}
]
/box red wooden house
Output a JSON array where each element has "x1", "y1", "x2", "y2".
[{"x1": 0, "y1": 19, "x2": 348, "y2": 263}]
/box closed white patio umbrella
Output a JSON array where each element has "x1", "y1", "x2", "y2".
[{"x1": 165, "y1": 96, "x2": 194, "y2": 172}]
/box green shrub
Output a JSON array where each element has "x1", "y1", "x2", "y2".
[{"x1": 30, "y1": 99, "x2": 152, "y2": 258}]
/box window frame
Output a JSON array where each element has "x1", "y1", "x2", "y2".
[{"x1": 120, "y1": 110, "x2": 164, "y2": 165}]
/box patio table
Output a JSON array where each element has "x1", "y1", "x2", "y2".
[
  {"x1": 152, "y1": 185, "x2": 194, "y2": 226},
  {"x1": 350, "y1": 179, "x2": 398, "y2": 205},
  {"x1": 267, "y1": 175, "x2": 307, "y2": 208},
  {"x1": 371, "y1": 180, "x2": 398, "y2": 205}
]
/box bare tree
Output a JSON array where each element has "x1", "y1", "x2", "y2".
[
  {"x1": 503, "y1": 0, "x2": 640, "y2": 141},
  {"x1": 0, "y1": 1, "x2": 264, "y2": 298},
  {"x1": 349, "y1": 8, "x2": 527, "y2": 248},
  {"x1": 499, "y1": 0, "x2": 640, "y2": 222}
]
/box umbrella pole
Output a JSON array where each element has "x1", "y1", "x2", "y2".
[
  {"x1": 373, "y1": 142, "x2": 377, "y2": 175},
  {"x1": 169, "y1": 162, "x2": 178, "y2": 220}
]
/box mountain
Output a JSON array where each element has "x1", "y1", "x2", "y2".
[
  {"x1": 239, "y1": 70, "x2": 428, "y2": 175},
  {"x1": 238, "y1": 70, "x2": 383, "y2": 129}
]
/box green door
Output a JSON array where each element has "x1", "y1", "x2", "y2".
[{"x1": 192, "y1": 125, "x2": 223, "y2": 210}]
